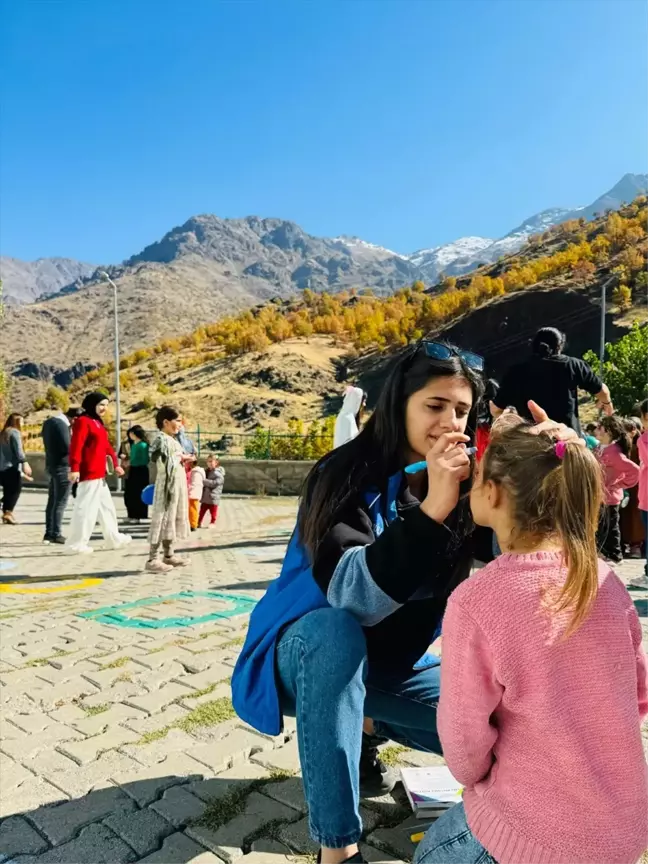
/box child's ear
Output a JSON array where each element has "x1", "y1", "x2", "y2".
[{"x1": 485, "y1": 479, "x2": 503, "y2": 509}]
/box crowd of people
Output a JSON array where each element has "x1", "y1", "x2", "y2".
[
  {"x1": 235, "y1": 326, "x2": 647, "y2": 864},
  {"x1": 0, "y1": 394, "x2": 226, "y2": 572},
  {"x1": 1, "y1": 325, "x2": 647, "y2": 864}
]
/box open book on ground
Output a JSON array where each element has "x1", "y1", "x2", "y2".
[{"x1": 400, "y1": 766, "x2": 463, "y2": 818}]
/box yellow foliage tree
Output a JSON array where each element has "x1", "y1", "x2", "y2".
[{"x1": 612, "y1": 284, "x2": 632, "y2": 310}]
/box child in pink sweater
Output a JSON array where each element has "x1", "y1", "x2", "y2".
[
  {"x1": 636, "y1": 397, "x2": 648, "y2": 586},
  {"x1": 594, "y1": 415, "x2": 640, "y2": 563},
  {"x1": 415, "y1": 416, "x2": 648, "y2": 864}
]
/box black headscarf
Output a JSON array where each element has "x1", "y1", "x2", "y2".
[{"x1": 81, "y1": 392, "x2": 109, "y2": 424}]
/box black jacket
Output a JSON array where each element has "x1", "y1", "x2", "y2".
[
  {"x1": 311, "y1": 483, "x2": 493, "y2": 672},
  {"x1": 41, "y1": 416, "x2": 71, "y2": 471}
]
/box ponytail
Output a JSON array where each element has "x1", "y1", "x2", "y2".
[
  {"x1": 549, "y1": 442, "x2": 602, "y2": 636},
  {"x1": 484, "y1": 421, "x2": 603, "y2": 637}
]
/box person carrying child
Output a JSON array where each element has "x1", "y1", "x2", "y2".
[
  {"x1": 414, "y1": 414, "x2": 648, "y2": 864},
  {"x1": 188, "y1": 461, "x2": 206, "y2": 531},
  {"x1": 146, "y1": 406, "x2": 191, "y2": 572},
  {"x1": 199, "y1": 454, "x2": 225, "y2": 527},
  {"x1": 594, "y1": 415, "x2": 640, "y2": 563}
]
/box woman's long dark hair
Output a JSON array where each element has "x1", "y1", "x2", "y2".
[
  {"x1": 599, "y1": 415, "x2": 632, "y2": 457},
  {"x1": 298, "y1": 345, "x2": 484, "y2": 558},
  {"x1": 128, "y1": 425, "x2": 149, "y2": 445},
  {"x1": 0, "y1": 414, "x2": 23, "y2": 444}
]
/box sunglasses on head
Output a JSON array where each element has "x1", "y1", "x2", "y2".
[{"x1": 420, "y1": 340, "x2": 485, "y2": 372}]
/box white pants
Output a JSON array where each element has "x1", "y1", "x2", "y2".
[{"x1": 66, "y1": 479, "x2": 130, "y2": 553}]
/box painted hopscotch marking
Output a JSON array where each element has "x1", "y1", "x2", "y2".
[
  {"x1": 76, "y1": 589, "x2": 257, "y2": 628},
  {"x1": 0, "y1": 578, "x2": 103, "y2": 594}
]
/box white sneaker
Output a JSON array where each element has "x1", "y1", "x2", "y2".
[
  {"x1": 66, "y1": 545, "x2": 94, "y2": 555},
  {"x1": 110, "y1": 534, "x2": 133, "y2": 549}
]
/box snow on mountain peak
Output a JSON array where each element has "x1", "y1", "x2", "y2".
[
  {"x1": 333, "y1": 235, "x2": 406, "y2": 259},
  {"x1": 407, "y1": 236, "x2": 493, "y2": 273}
]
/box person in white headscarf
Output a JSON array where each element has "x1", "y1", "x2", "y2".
[{"x1": 333, "y1": 386, "x2": 366, "y2": 449}]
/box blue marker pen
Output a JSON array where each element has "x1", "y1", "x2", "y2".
[{"x1": 404, "y1": 446, "x2": 477, "y2": 475}]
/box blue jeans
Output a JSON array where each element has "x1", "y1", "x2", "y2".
[
  {"x1": 276, "y1": 607, "x2": 442, "y2": 848},
  {"x1": 414, "y1": 803, "x2": 497, "y2": 863}
]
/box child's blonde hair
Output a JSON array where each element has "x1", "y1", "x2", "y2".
[{"x1": 483, "y1": 415, "x2": 603, "y2": 636}]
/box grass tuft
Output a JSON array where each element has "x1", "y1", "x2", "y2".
[
  {"x1": 81, "y1": 702, "x2": 110, "y2": 716},
  {"x1": 177, "y1": 697, "x2": 236, "y2": 732},
  {"x1": 98, "y1": 656, "x2": 129, "y2": 669},
  {"x1": 379, "y1": 744, "x2": 409, "y2": 767},
  {"x1": 136, "y1": 726, "x2": 172, "y2": 745}
]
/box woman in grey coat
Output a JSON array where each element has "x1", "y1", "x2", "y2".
[{"x1": 0, "y1": 414, "x2": 32, "y2": 524}]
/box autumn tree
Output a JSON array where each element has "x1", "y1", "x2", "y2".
[
  {"x1": 572, "y1": 260, "x2": 596, "y2": 282},
  {"x1": 612, "y1": 284, "x2": 632, "y2": 310},
  {"x1": 619, "y1": 245, "x2": 644, "y2": 274}
]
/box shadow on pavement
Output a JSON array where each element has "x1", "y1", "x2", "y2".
[
  {"x1": 0, "y1": 570, "x2": 143, "y2": 584},
  {"x1": 203, "y1": 538, "x2": 289, "y2": 551},
  {"x1": 207, "y1": 580, "x2": 273, "y2": 592},
  {"x1": 0, "y1": 771, "x2": 321, "y2": 862}
]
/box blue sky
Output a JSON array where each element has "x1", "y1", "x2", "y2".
[{"x1": 1, "y1": 0, "x2": 646, "y2": 264}]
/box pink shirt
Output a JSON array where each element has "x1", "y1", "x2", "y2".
[
  {"x1": 439, "y1": 552, "x2": 648, "y2": 864},
  {"x1": 638, "y1": 430, "x2": 648, "y2": 511},
  {"x1": 598, "y1": 441, "x2": 640, "y2": 505}
]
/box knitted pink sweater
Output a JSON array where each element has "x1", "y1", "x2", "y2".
[{"x1": 438, "y1": 552, "x2": 648, "y2": 864}]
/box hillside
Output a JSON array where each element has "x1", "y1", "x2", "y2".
[
  {"x1": 2, "y1": 174, "x2": 645, "y2": 399},
  {"x1": 22, "y1": 196, "x2": 646, "y2": 432}
]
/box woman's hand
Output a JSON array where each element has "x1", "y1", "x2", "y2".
[
  {"x1": 115, "y1": 466, "x2": 125, "y2": 477},
  {"x1": 420, "y1": 432, "x2": 472, "y2": 524},
  {"x1": 527, "y1": 401, "x2": 585, "y2": 446},
  {"x1": 69, "y1": 471, "x2": 80, "y2": 483},
  {"x1": 23, "y1": 463, "x2": 32, "y2": 478}
]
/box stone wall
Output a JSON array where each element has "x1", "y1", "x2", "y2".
[{"x1": 24, "y1": 453, "x2": 314, "y2": 496}]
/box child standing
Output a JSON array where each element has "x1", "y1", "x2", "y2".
[
  {"x1": 594, "y1": 415, "x2": 640, "y2": 563},
  {"x1": 188, "y1": 463, "x2": 206, "y2": 531},
  {"x1": 415, "y1": 416, "x2": 647, "y2": 864},
  {"x1": 199, "y1": 455, "x2": 225, "y2": 527},
  {"x1": 634, "y1": 398, "x2": 648, "y2": 586},
  {"x1": 147, "y1": 406, "x2": 191, "y2": 573}
]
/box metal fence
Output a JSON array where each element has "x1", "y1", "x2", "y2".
[{"x1": 22, "y1": 425, "x2": 333, "y2": 461}]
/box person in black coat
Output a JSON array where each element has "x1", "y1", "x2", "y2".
[{"x1": 41, "y1": 407, "x2": 81, "y2": 543}]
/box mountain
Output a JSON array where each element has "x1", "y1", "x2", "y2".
[
  {"x1": 564, "y1": 172, "x2": 648, "y2": 223},
  {"x1": 0, "y1": 217, "x2": 423, "y2": 382},
  {"x1": 0, "y1": 257, "x2": 98, "y2": 305},
  {"x1": 407, "y1": 237, "x2": 494, "y2": 282},
  {"x1": 121, "y1": 214, "x2": 419, "y2": 295},
  {"x1": 44, "y1": 195, "x2": 644, "y2": 432},
  {"x1": 433, "y1": 173, "x2": 648, "y2": 277},
  {"x1": 2, "y1": 172, "x2": 646, "y2": 400}
]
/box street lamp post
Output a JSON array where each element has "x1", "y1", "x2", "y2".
[
  {"x1": 100, "y1": 272, "x2": 122, "y2": 491},
  {"x1": 599, "y1": 274, "x2": 615, "y2": 384}
]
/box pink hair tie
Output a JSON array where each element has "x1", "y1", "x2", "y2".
[{"x1": 555, "y1": 440, "x2": 567, "y2": 460}]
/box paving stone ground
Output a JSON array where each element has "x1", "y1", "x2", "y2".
[{"x1": 1, "y1": 488, "x2": 647, "y2": 864}]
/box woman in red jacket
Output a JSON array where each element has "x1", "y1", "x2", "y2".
[{"x1": 65, "y1": 392, "x2": 131, "y2": 554}]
